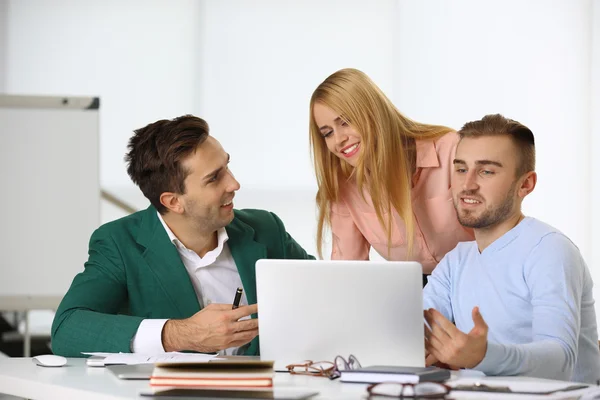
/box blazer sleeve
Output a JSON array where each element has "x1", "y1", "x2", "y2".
[{"x1": 51, "y1": 229, "x2": 144, "y2": 357}]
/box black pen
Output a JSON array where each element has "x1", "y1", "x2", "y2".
[{"x1": 232, "y1": 287, "x2": 243, "y2": 309}]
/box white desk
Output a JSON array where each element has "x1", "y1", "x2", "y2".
[
  {"x1": 0, "y1": 358, "x2": 365, "y2": 400},
  {"x1": 0, "y1": 357, "x2": 596, "y2": 400}
]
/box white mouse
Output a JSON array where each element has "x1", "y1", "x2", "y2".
[{"x1": 32, "y1": 354, "x2": 67, "y2": 367}]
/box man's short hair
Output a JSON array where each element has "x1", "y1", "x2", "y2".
[
  {"x1": 458, "y1": 114, "x2": 535, "y2": 176},
  {"x1": 125, "y1": 115, "x2": 209, "y2": 214}
]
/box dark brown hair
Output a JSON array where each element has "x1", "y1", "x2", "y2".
[
  {"x1": 125, "y1": 115, "x2": 209, "y2": 214},
  {"x1": 458, "y1": 114, "x2": 535, "y2": 176}
]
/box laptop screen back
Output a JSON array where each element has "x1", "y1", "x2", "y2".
[{"x1": 256, "y1": 260, "x2": 425, "y2": 371}]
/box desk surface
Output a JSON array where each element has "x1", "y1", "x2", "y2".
[
  {"x1": 0, "y1": 358, "x2": 366, "y2": 400},
  {"x1": 0, "y1": 357, "x2": 595, "y2": 400}
]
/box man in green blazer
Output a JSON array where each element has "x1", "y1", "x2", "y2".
[{"x1": 51, "y1": 115, "x2": 313, "y2": 357}]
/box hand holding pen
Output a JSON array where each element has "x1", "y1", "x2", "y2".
[{"x1": 160, "y1": 287, "x2": 257, "y2": 353}]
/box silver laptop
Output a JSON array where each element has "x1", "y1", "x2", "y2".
[{"x1": 256, "y1": 260, "x2": 425, "y2": 371}]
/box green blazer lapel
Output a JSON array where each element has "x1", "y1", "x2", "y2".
[
  {"x1": 226, "y1": 218, "x2": 266, "y2": 306},
  {"x1": 136, "y1": 207, "x2": 200, "y2": 318}
]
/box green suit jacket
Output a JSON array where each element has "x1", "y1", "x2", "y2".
[{"x1": 51, "y1": 206, "x2": 314, "y2": 357}]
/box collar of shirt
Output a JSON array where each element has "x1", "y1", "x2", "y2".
[
  {"x1": 157, "y1": 211, "x2": 229, "y2": 268},
  {"x1": 415, "y1": 139, "x2": 441, "y2": 168},
  {"x1": 410, "y1": 139, "x2": 441, "y2": 187},
  {"x1": 479, "y1": 217, "x2": 532, "y2": 257}
]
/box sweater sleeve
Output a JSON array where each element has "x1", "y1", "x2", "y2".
[{"x1": 474, "y1": 233, "x2": 584, "y2": 380}]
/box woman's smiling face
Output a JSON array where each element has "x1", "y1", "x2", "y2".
[{"x1": 312, "y1": 102, "x2": 361, "y2": 167}]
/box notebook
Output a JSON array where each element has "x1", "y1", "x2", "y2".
[
  {"x1": 339, "y1": 366, "x2": 451, "y2": 384},
  {"x1": 150, "y1": 360, "x2": 275, "y2": 388}
]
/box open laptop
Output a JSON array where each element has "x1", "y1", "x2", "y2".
[{"x1": 256, "y1": 260, "x2": 425, "y2": 371}]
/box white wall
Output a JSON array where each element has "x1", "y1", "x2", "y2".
[
  {"x1": 3, "y1": 0, "x2": 201, "y2": 191},
  {"x1": 593, "y1": 0, "x2": 600, "y2": 285},
  {"x1": 197, "y1": 0, "x2": 397, "y2": 192},
  {"x1": 0, "y1": 0, "x2": 7, "y2": 92}
]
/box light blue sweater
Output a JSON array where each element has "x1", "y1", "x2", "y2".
[{"x1": 423, "y1": 217, "x2": 600, "y2": 383}]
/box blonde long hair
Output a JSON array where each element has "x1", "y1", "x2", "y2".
[{"x1": 309, "y1": 68, "x2": 453, "y2": 259}]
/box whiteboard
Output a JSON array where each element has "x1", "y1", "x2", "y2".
[{"x1": 0, "y1": 94, "x2": 99, "y2": 303}]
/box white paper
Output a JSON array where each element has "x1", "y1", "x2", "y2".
[
  {"x1": 82, "y1": 352, "x2": 115, "y2": 357},
  {"x1": 455, "y1": 369, "x2": 486, "y2": 378},
  {"x1": 579, "y1": 388, "x2": 600, "y2": 400},
  {"x1": 448, "y1": 377, "x2": 594, "y2": 399},
  {"x1": 81, "y1": 351, "x2": 217, "y2": 365}
]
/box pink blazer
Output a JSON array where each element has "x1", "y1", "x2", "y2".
[{"x1": 330, "y1": 132, "x2": 474, "y2": 274}]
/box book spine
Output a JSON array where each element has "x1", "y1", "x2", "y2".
[{"x1": 150, "y1": 378, "x2": 273, "y2": 388}]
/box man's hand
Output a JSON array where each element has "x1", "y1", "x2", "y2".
[
  {"x1": 425, "y1": 350, "x2": 442, "y2": 367},
  {"x1": 424, "y1": 307, "x2": 488, "y2": 369},
  {"x1": 424, "y1": 324, "x2": 459, "y2": 370},
  {"x1": 424, "y1": 330, "x2": 438, "y2": 366},
  {"x1": 161, "y1": 304, "x2": 259, "y2": 353}
]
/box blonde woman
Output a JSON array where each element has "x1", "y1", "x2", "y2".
[{"x1": 309, "y1": 68, "x2": 474, "y2": 285}]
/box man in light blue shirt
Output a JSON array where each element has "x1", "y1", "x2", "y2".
[{"x1": 423, "y1": 114, "x2": 600, "y2": 383}]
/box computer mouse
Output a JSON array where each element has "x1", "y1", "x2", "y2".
[{"x1": 32, "y1": 354, "x2": 67, "y2": 367}]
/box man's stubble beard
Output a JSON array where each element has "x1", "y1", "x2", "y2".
[{"x1": 454, "y1": 182, "x2": 517, "y2": 229}]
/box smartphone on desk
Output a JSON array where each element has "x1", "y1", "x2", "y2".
[{"x1": 139, "y1": 388, "x2": 318, "y2": 399}]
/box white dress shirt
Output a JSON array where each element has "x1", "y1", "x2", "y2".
[{"x1": 131, "y1": 213, "x2": 249, "y2": 355}]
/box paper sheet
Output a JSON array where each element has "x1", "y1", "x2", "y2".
[
  {"x1": 82, "y1": 351, "x2": 218, "y2": 365},
  {"x1": 448, "y1": 377, "x2": 595, "y2": 399}
]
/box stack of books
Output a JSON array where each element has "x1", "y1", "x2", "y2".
[{"x1": 149, "y1": 360, "x2": 274, "y2": 388}]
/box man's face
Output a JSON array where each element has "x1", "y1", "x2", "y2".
[
  {"x1": 178, "y1": 136, "x2": 240, "y2": 232},
  {"x1": 451, "y1": 136, "x2": 522, "y2": 229}
]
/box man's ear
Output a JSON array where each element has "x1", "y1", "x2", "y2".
[
  {"x1": 159, "y1": 192, "x2": 184, "y2": 215},
  {"x1": 517, "y1": 171, "x2": 537, "y2": 199}
]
